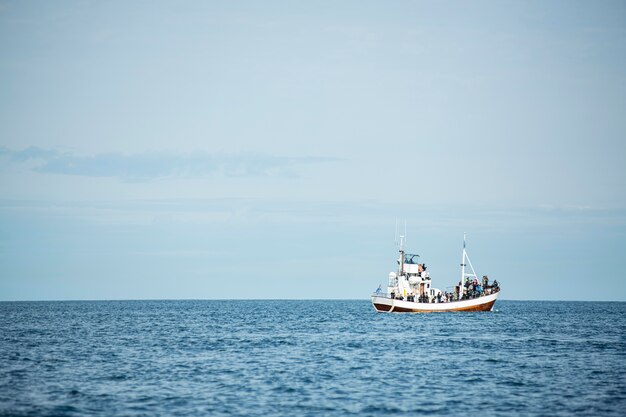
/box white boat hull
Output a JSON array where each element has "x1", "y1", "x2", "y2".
[{"x1": 371, "y1": 291, "x2": 499, "y2": 313}]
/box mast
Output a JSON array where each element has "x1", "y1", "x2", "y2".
[
  {"x1": 399, "y1": 235, "x2": 405, "y2": 275},
  {"x1": 398, "y1": 219, "x2": 406, "y2": 276},
  {"x1": 460, "y1": 233, "x2": 466, "y2": 299},
  {"x1": 459, "y1": 233, "x2": 478, "y2": 300}
]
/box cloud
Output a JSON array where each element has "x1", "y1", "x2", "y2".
[
  {"x1": 2, "y1": 146, "x2": 60, "y2": 161},
  {"x1": 0, "y1": 147, "x2": 337, "y2": 180}
]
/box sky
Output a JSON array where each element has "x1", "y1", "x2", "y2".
[{"x1": 0, "y1": 0, "x2": 625, "y2": 301}]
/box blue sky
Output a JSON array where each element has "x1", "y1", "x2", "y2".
[{"x1": 1, "y1": 0, "x2": 625, "y2": 301}]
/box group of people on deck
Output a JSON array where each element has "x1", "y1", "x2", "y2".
[
  {"x1": 426, "y1": 276, "x2": 499, "y2": 304},
  {"x1": 455, "y1": 276, "x2": 499, "y2": 301},
  {"x1": 389, "y1": 275, "x2": 499, "y2": 303}
]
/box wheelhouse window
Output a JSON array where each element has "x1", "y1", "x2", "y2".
[{"x1": 404, "y1": 254, "x2": 420, "y2": 264}]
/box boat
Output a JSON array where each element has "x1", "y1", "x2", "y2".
[{"x1": 371, "y1": 233, "x2": 500, "y2": 313}]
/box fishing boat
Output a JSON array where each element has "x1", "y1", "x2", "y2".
[{"x1": 371, "y1": 234, "x2": 500, "y2": 313}]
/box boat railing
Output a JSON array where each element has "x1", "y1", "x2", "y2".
[{"x1": 373, "y1": 288, "x2": 500, "y2": 302}]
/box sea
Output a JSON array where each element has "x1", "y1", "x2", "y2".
[{"x1": 0, "y1": 300, "x2": 624, "y2": 416}]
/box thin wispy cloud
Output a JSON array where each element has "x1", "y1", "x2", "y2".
[{"x1": 0, "y1": 147, "x2": 337, "y2": 181}]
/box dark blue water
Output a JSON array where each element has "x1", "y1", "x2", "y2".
[{"x1": 1, "y1": 300, "x2": 624, "y2": 416}]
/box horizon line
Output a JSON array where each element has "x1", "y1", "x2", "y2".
[{"x1": 1, "y1": 298, "x2": 624, "y2": 303}]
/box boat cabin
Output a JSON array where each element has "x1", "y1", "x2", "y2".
[{"x1": 388, "y1": 252, "x2": 439, "y2": 302}]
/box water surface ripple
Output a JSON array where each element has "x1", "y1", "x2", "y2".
[{"x1": 1, "y1": 300, "x2": 624, "y2": 416}]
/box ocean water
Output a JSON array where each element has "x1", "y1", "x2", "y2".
[{"x1": 0, "y1": 300, "x2": 624, "y2": 416}]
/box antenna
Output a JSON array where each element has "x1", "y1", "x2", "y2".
[
  {"x1": 394, "y1": 218, "x2": 399, "y2": 246},
  {"x1": 404, "y1": 219, "x2": 407, "y2": 246}
]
